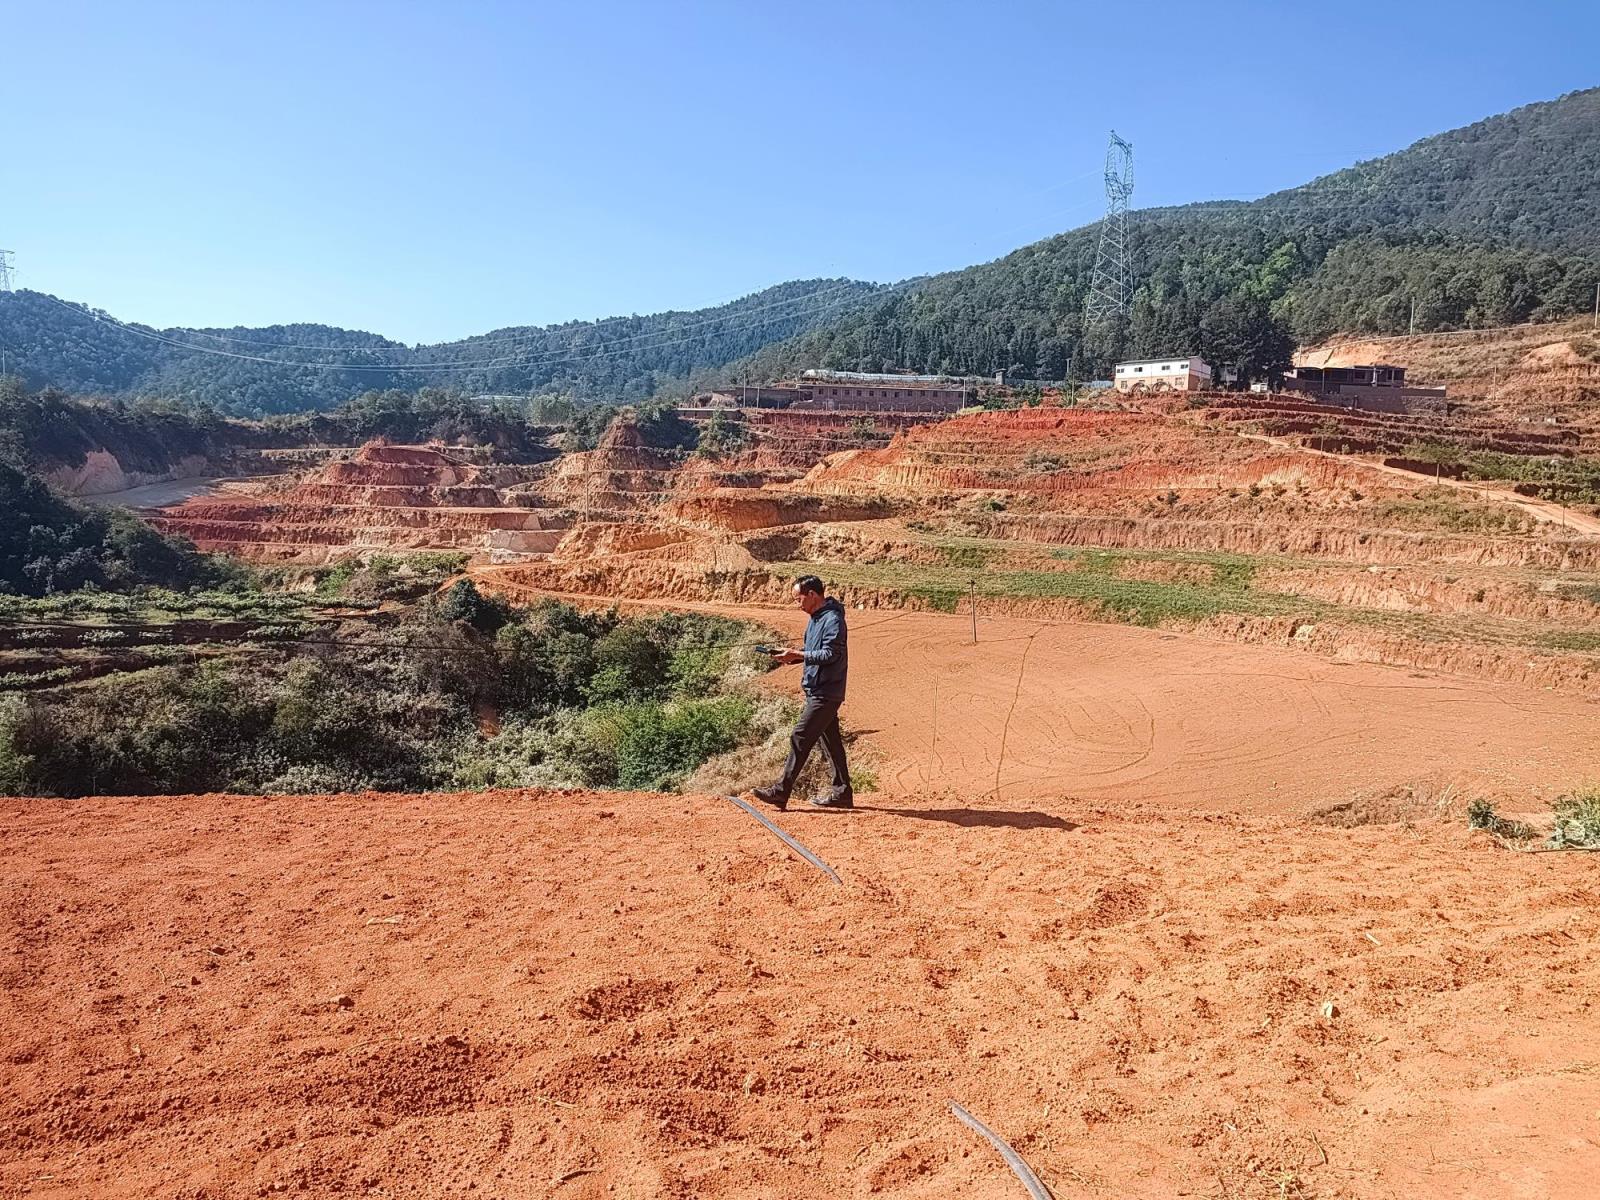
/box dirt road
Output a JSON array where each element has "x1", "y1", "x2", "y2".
[
  {"x1": 6, "y1": 788, "x2": 1599, "y2": 1199},
  {"x1": 728, "y1": 605, "x2": 1598, "y2": 813}
]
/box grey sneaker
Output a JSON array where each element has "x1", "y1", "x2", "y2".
[{"x1": 807, "y1": 791, "x2": 855, "y2": 810}]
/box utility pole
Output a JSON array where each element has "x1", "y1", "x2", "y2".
[
  {"x1": 970, "y1": 578, "x2": 978, "y2": 644},
  {"x1": 1409, "y1": 296, "x2": 1417, "y2": 336},
  {"x1": 1593, "y1": 282, "x2": 1598, "y2": 332},
  {"x1": 0, "y1": 250, "x2": 13, "y2": 293},
  {"x1": 1085, "y1": 132, "x2": 1134, "y2": 328}
]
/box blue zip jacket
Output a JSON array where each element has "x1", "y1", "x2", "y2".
[{"x1": 800, "y1": 597, "x2": 848, "y2": 700}]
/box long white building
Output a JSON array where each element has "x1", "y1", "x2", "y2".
[{"x1": 1113, "y1": 356, "x2": 1213, "y2": 394}]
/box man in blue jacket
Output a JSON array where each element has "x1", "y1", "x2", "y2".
[{"x1": 752, "y1": 575, "x2": 853, "y2": 811}]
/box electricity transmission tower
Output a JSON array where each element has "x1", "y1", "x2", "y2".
[
  {"x1": 1084, "y1": 132, "x2": 1134, "y2": 326},
  {"x1": 0, "y1": 250, "x2": 13, "y2": 292}
]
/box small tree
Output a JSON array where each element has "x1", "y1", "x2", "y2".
[{"x1": 697, "y1": 409, "x2": 749, "y2": 457}]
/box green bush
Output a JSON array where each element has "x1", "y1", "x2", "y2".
[
  {"x1": 1550, "y1": 788, "x2": 1600, "y2": 848},
  {"x1": 697, "y1": 409, "x2": 749, "y2": 456},
  {"x1": 438, "y1": 578, "x2": 512, "y2": 633},
  {"x1": 0, "y1": 462, "x2": 229, "y2": 597},
  {"x1": 611, "y1": 696, "x2": 755, "y2": 790},
  {"x1": 1, "y1": 595, "x2": 775, "y2": 798}
]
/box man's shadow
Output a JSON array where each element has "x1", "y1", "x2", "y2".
[{"x1": 851, "y1": 805, "x2": 1076, "y2": 831}]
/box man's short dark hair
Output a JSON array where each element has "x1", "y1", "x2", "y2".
[{"x1": 794, "y1": 575, "x2": 825, "y2": 596}]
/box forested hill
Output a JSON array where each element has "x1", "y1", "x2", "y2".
[
  {"x1": 6, "y1": 87, "x2": 1599, "y2": 410},
  {"x1": 0, "y1": 278, "x2": 885, "y2": 415},
  {"x1": 715, "y1": 86, "x2": 1600, "y2": 388}
]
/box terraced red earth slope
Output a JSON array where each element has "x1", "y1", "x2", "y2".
[
  {"x1": 149, "y1": 443, "x2": 571, "y2": 563},
  {"x1": 5, "y1": 788, "x2": 1598, "y2": 1199}
]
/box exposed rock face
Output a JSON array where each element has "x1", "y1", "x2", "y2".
[
  {"x1": 46, "y1": 449, "x2": 218, "y2": 497},
  {"x1": 149, "y1": 443, "x2": 571, "y2": 563}
]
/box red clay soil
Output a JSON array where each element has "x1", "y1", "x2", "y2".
[
  {"x1": 685, "y1": 604, "x2": 1600, "y2": 812},
  {"x1": 5, "y1": 789, "x2": 1600, "y2": 1199}
]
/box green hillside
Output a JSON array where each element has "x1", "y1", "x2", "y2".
[
  {"x1": 717, "y1": 87, "x2": 1600, "y2": 387},
  {"x1": 0, "y1": 278, "x2": 885, "y2": 415},
  {"x1": 3, "y1": 87, "x2": 1597, "y2": 408}
]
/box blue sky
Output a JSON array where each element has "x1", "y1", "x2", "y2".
[{"x1": 3, "y1": 0, "x2": 1595, "y2": 344}]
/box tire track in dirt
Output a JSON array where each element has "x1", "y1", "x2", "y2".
[{"x1": 726, "y1": 605, "x2": 1599, "y2": 813}]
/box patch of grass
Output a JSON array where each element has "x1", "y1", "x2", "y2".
[
  {"x1": 1370, "y1": 488, "x2": 1532, "y2": 535},
  {"x1": 937, "y1": 543, "x2": 996, "y2": 571},
  {"x1": 0, "y1": 668, "x2": 75, "y2": 689},
  {"x1": 1556, "y1": 583, "x2": 1600, "y2": 607},
  {"x1": 904, "y1": 586, "x2": 962, "y2": 613},
  {"x1": 0, "y1": 585, "x2": 364, "y2": 627},
  {"x1": 849, "y1": 765, "x2": 880, "y2": 794},
  {"x1": 774, "y1": 558, "x2": 1306, "y2": 628},
  {"x1": 1532, "y1": 629, "x2": 1600, "y2": 653},
  {"x1": 1462, "y1": 451, "x2": 1600, "y2": 502},
  {"x1": 1549, "y1": 788, "x2": 1600, "y2": 848}
]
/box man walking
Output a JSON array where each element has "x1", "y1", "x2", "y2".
[{"x1": 751, "y1": 575, "x2": 853, "y2": 811}]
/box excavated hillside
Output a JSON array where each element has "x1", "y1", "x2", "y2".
[
  {"x1": 475, "y1": 398, "x2": 1600, "y2": 697},
  {"x1": 149, "y1": 443, "x2": 572, "y2": 563},
  {"x1": 1300, "y1": 317, "x2": 1600, "y2": 425}
]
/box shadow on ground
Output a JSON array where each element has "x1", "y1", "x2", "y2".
[{"x1": 853, "y1": 805, "x2": 1076, "y2": 830}]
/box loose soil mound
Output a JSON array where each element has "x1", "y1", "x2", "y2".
[{"x1": 5, "y1": 789, "x2": 1598, "y2": 1198}]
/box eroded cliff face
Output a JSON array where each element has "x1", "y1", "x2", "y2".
[
  {"x1": 136, "y1": 394, "x2": 1600, "y2": 695},
  {"x1": 46, "y1": 449, "x2": 224, "y2": 497}
]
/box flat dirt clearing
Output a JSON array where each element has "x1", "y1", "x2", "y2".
[
  {"x1": 717, "y1": 605, "x2": 1599, "y2": 812},
  {"x1": 5, "y1": 789, "x2": 1600, "y2": 1199}
]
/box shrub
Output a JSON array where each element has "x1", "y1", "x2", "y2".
[
  {"x1": 1549, "y1": 788, "x2": 1600, "y2": 848},
  {"x1": 587, "y1": 620, "x2": 670, "y2": 704},
  {"x1": 0, "y1": 695, "x2": 48, "y2": 795},
  {"x1": 2, "y1": 593, "x2": 775, "y2": 798},
  {"x1": 438, "y1": 578, "x2": 512, "y2": 633},
  {"x1": 1466, "y1": 797, "x2": 1534, "y2": 841},
  {"x1": 611, "y1": 696, "x2": 755, "y2": 790},
  {"x1": 697, "y1": 410, "x2": 749, "y2": 456},
  {"x1": 632, "y1": 402, "x2": 698, "y2": 451}
]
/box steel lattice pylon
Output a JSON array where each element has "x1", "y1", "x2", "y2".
[
  {"x1": 0, "y1": 250, "x2": 13, "y2": 293},
  {"x1": 1084, "y1": 132, "x2": 1134, "y2": 326}
]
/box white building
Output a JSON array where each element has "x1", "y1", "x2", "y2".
[{"x1": 1112, "y1": 356, "x2": 1213, "y2": 394}]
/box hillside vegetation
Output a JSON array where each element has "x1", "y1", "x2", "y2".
[
  {"x1": 0, "y1": 278, "x2": 883, "y2": 415},
  {"x1": 2, "y1": 90, "x2": 1597, "y2": 411},
  {"x1": 718, "y1": 87, "x2": 1600, "y2": 387}
]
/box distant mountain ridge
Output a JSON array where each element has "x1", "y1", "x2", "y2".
[
  {"x1": 0, "y1": 278, "x2": 886, "y2": 415},
  {"x1": 3, "y1": 87, "x2": 1597, "y2": 411}
]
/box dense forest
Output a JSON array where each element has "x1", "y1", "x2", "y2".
[
  {"x1": 2, "y1": 88, "x2": 1597, "y2": 409},
  {"x1": 712, "y1": 88, "x2": 1600, "y2": 388},
  {"x1": 0, "y1": 278, "x2": 883, "y2": 416}
]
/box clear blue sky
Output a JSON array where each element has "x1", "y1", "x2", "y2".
[{"x1": 3, "y1": 0, "x2": 1595, "y2": 345}]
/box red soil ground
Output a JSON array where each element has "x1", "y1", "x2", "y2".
[
  {"x1": 706, "y1": 604, "x2": 1600, "y2": 813},
  {"x1": 5, "y1": 789, "x2": 1599, "y2": 1199}
]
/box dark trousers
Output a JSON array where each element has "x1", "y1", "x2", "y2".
[{"x1": 776, "y1": 694, "x2": 850, "y2": 798}]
